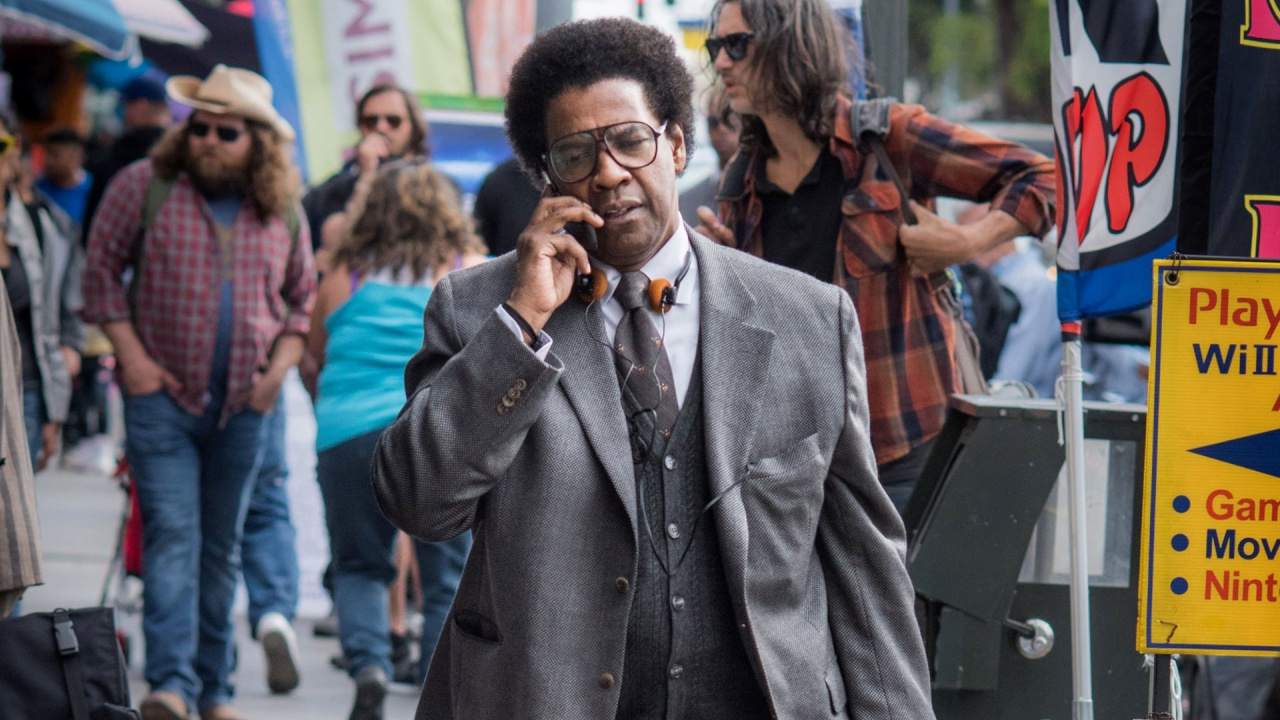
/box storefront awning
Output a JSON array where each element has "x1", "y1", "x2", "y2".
[
  {"x1": 112, "y1": 0, "x2": 208, "y2": 48},
  {"x1": 0, "y1": 0, "x2": 131, "y2": 59}
]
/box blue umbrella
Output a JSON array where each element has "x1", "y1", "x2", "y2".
[{"x1": 0, "y1": 0, "x2": 132, "y2": 59}]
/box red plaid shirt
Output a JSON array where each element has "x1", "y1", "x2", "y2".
[
  {"x1": 83, "y1": 160, "x2": 315, "y2": 422},
  {"x1": 719, "y1": 97, "x2": 1054, "y2": 465}
]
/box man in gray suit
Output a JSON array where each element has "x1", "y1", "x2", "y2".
[{"x1": 373, "y1": 17, "x2": 933, "y2": 720}]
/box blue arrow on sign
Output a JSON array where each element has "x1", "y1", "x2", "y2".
[{"x1": 1190, "y1": 428, "x2": 1280, "y2": 480}]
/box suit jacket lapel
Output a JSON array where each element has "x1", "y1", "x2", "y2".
[
  {"x1": 545, "y1": 303, "x2": 638, "y2": 535},
  {"x1": 692, "y1": 232, "x2": 775, "y2": 597}
]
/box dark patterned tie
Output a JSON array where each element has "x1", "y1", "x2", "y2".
[{"x1": 613, "y1": 271, "x2": 680, "y2": 446}]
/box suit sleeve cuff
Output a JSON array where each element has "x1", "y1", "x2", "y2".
[{"x1": 495, "y1": 306, "x2": 553, "y2": 361}]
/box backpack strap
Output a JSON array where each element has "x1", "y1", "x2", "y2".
[
  {"x1": 141, "y1": 175, "x2": 173, "y2": 232},
  {"x1": 52, "y1": 609, "x2": 91, "y2": 720},
  {"x1": 850, "y1": 98, "x2": 918, "y2": 226},
  {"x1": 127, "y1": 178, "x2": 301, "y2": 317},
  {"x1": 282, "y1": 204, "x2": 301, "y2": 258},
  {"x1": 127, "y1": 175, "x2": 174, "y2": 319}
]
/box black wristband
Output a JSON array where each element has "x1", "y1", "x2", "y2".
[{"x1": 502, "y1": 302, "x2": 544, "y2": 351}]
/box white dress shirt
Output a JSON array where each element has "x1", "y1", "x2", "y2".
[{"x1": 498, "y1": 218, "x2": 701, "y2": 406}]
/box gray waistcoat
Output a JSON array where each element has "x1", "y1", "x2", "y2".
[{"x1": 616, "y1": 368, "x2": 769, "y2": 720}]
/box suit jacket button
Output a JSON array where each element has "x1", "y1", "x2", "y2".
[
  {"x1": 501, "y1": 396, "x2": 517, "y2": 408},
  {"x1": 514, "y1": 379, "x2": 527, "y2": 391},
  {"x1": 496, "y1": 403, "x2": 509, "y2": 415},
  {"x1": 615, "y1": 577, "x2": 629, "y2": 594},
  {"x1": 598, "y1": 672, "x2": 615, "y2": 689}
]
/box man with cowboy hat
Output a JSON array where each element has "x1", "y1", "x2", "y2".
[{"x1": 84, "y1": 64, "x2": 315, "y2": 720}]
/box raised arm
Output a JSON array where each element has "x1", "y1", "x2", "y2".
[{"x1": 371, "y1": 273, "x2": 565, "y2": 542}]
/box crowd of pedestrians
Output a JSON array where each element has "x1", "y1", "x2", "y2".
[{"x1": 0, "y1": 2, "x2": 1167, "y2": 719}]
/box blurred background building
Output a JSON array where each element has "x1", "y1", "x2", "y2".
[{"x1": 0, "y1": 0, "x2": 1049, "y2": 200}]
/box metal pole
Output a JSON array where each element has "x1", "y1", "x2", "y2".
[
  {"x1": 1149, "y1": 654, "x2": 1172, "y2": 716},
  {"x1": 861, "y1": 0, "x2": 907, "y2": 99},
  {"x1": 536, "y1": 0, "x2": 573, "y2": 32},
  {"x1": 939, "y1": 0, "x2": 960, "y2": 116},
  {"x1": 1061, "y1": 335, "x2": 1095, "y2": 720}
]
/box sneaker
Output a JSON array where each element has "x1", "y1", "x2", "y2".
[
  {"x1": 313, "y1": 609, "x2": 339, "y2": 638},
  {"x1": 257, "y1": 611, "x2": 300, "y2": 694},
  {"x1": 139, "y1": 691, "x2": 188, "y2": 720},
  {"x1": 391, "y1": 653, "x2": 420, "y2": 686},
  {"x1": 350, "y1": 665, "x2": 387, "y2": 720},
  {"x1": 199, "y1": 705, "x2": 244, "y2": 720}
]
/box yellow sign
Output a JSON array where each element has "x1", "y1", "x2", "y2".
[{"x1": 1139, "y1": 258, "x2": 1280, "y2": 655}]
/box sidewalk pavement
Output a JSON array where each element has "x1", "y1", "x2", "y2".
[{"x1": 23, "y1": 373, "x2": 423, "y2": 719}]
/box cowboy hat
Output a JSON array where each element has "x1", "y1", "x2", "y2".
[{"x1": 166, "y1": 64, "x2": 295, "y2": 141}]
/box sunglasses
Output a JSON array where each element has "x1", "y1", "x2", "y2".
[
  {"x1": 189, "y1": 121, "x2": 243, "y2": 143},
  {"x1": 0, "y1": 134, "x2": 15, "y2": 157},
  {"x1": 359, "y1": 114, "x2": 405, "y2": 131},
  {"x1": 705, "y1": 32, "x2": 755, "y2": 62}
]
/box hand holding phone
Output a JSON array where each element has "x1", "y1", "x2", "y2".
[
  {"x1": 562, "y1": 221, "x2": 598, "y2": 254},
  {"x1": 505, "y1": 177, "x2": 604, "y2": 335}
]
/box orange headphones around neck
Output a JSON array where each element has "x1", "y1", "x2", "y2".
[{"x1": 576, "y1": 250, "x2": 693, "y2": 314}]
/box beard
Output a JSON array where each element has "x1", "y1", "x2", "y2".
[{"x1": 186, "y1": 148, "x2": 248, "y2": 198}]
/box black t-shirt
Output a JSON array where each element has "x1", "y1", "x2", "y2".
[
  {"x1": 473, "y1": 157, "x2": 540, "y2": 256},
  {"x1": 756, "y1": 147, "x2": 845, "y2": 282},
  {"x1": 302, "y1": 161, "x2": 361, "y2": 253}
]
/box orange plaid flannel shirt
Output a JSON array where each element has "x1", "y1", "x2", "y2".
[{"x1": 719, "y1": 96, "x2": 1055, "y2": 465}]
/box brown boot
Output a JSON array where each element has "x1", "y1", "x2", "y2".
[
  {"x1": 199, "y1": 705, "x2": 244, "y2": 720},
  {"x1": 139, "y1": 691, "x2": 188, "y2": 720}
]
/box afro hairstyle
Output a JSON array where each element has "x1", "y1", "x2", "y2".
[{"x1": 504, "y1": 17, "x2": 696, "y2": 180}]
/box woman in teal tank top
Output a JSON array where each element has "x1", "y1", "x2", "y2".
[{"x1": 307, "y1": 160, "x2": 487, "y2": 719}]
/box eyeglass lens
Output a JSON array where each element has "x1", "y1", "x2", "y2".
[
  {"x1": 549, "y1": 121, "x2": 663, "y2": 184},
  {"x1": 706, "y1": 33, "x2": 753, "y2": 62},
  {"x1": 360, "y1": 114, "x2": 404, "y2": 130},
  {"x1": 190, "y1": 122, "x2": 242, "y2": 143}
]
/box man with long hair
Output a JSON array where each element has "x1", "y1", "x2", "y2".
[
  {"x1": 83, "y1": 65, "x2": 315, "y2": 720},
  {"x1": 303, "y1": 83, "x2": 430, "y2": 264},
  {"x1": 699, "y1": 0, "x2": 1055, "y2": 511}
]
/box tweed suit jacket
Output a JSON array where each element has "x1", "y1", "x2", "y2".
[
  {"x1": 373, "y1": 230, "x2": 934, "y2": 720},
  {"x1": 0, "y1": 271, "x2": 43, "y2": 594}
]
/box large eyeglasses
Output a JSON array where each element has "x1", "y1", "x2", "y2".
[
  {"x1": 544, "y1": 120, "x2": 668, "y2": 184},
  {"x1": 705, "y1": 32, "x2": 755, "y2": 62}
]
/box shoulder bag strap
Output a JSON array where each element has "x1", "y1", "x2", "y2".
[{"x1": 863, "y1": 134, "x2": 918, "y2": 227}]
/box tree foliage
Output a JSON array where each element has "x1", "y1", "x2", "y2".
[{"x1": 908, "y1": 0, "x2": 1051, "y2": 122}]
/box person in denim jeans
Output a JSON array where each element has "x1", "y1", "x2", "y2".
[
  {"x1": 240, "y1": 398, "x2": 301, "y2": 694},
  {"x1": 83, "y1": 66, "x2": 314, "y2": 720},
  {"x1": 0, "y1": 112, "x2": 85, "y2": 477},
  {"x1": 309, "y1": 160, "x2": 484, "y2": 720}
]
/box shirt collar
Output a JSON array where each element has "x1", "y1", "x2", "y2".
[{"x1": 594, "y1": 220, "x2": 696, "y2": 308}]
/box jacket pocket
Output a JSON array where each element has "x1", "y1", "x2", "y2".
[
  {"x1": 453, "y1": 609, "x2": 503, "y2": 645},
  {"x1": 747, "y1": 432, "x2": 822, "y2": 480},
  {"x1": 825, "y1": 665, "x2": 848, "y2": 715},
  {"x1": 839, "y1": 183, "x2": 902, "y2": 279}
]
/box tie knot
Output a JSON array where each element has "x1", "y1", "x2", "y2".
[{"x1": 615, "y1": 271, "x2": 650, "y2": 311}]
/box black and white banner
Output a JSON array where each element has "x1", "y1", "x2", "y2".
[{"x1": 1051, "y1": 0, "x2": 1184, "y2": 320}]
